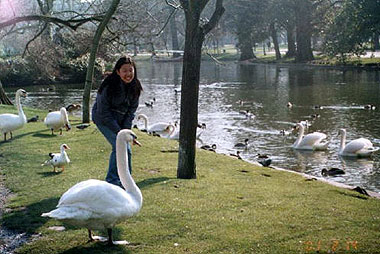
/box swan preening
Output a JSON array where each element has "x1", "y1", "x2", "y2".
[
  {"x1": 42, "y1": 144, "x2": 71, "y2": 172},
  {"x1": 42, "y1": 129, "x2": 143, "y2": 246},
  {"x1": 44, "y1": 107, "x2": 71, "y2": 135},
  {"x1": 338, "y1": 129, "x2": 379, "y2": 157},
  {"x1": 137, "y1": 113, "x2": 173, "y2": 135},
  {"x1": 292, "y1": 123, "x2": 329, "y2": 151},
  {"x1": 0, "y1": 89, "x2": 27, "y2": 141}
]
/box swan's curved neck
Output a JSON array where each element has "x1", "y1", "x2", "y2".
[
  {"x1": 294, "y1": 125, "x2": 304, "y2": 147},
  {"x1": 61, "y1": 109, "x2": 69, "y2": 124},
  {"x1": 140, "y1": 115, "x2": 148, "y2": 129},
  {"x1": 116, "y1": 136, "x2": 142, "y2": 205},
  {"x1": 339, "y1": 131, "x2": 346, "y2": 152},
  {"x1": 15, "y1": 92, "x2": 26, "y2": 123}
]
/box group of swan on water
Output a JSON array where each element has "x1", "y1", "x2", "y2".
[{"x1": 1, "y1": 89, "x2": 143, "y2": 245}]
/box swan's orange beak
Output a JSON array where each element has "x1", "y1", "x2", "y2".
[{"x1": 133, "y1": 139, "x2": 142, "y2": 147}]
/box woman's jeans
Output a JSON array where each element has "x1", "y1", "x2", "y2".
[{"x1": 96, "y1": 124, "x2": 132, "y2": 188}]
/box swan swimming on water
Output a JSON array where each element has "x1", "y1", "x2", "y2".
[
  {"x1": 42, "y1": 129, "x2": 142, "y2": 246},
  {"x1": 338, "y1": 128, "x2": 379, "y2": 157},
  {"x1": 0, "y1": 89, "x2": 27, "y2": 141},
  {"x1": 292, "y1": 123, "x2": 329, "y2": 151}
]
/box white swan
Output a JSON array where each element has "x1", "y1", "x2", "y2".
[
  {"x1": 42, "y1": 129, "x2": 143, "y2": 246},
  {"x1": 292, "y1": 123, "x2": 328, "y2": 151},
  {"x1": 137, "y1": 114, "x2": 171, "y2": 134},
  {"x1": 44, "y1": 107, "x2": 71, "y2": 135},
  {"x1": 42, "y1": 144, "x2": 71, "y2": 172},
  {"x1": 338, "y1": 129, "x2": 379, "y2": 157},
  {"x1": 0, "y1": 89, "x2": 27, "y2": 141}
]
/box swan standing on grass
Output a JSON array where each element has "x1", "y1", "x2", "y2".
[
  {"x1": 0, "y1": 89, "x2": 27, "y2": 141},
  {"x1": 292, "y1": 123, "x2": 329, "y2": 151},
  {"x1": 41, "y1": 144, "x2": 71, "y2": 172},
  {"x1": 44, "y1": 107, "x2": 71, "y2": 135},
  {"x1": 338, "y1": 129, "x2": 379, "y2": 157},
  {"x1": 42, "y1": 129, "x2": 142, "y2": 246},
  {"x1": 137, "y1": 113, "x2": 171, "y2": 134}
]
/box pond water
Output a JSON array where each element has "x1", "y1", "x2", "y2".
[{"x1": 4, "y1": 61, "x2": 380, "y2": 193}]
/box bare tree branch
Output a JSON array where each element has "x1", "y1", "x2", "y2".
[
  {"x1": 22, "y1": 23, "x2": 47, "y2": 58},
  {"x1": 202, "y1": 0, "x2": 225, "y2": 35},
  {"x1": 0, "y1": 15, "x2": 104, "y2": 31}
]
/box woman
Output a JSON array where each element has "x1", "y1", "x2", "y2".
[{"x1": 92, "y1": 56, "x2": 143, "y2": 188}]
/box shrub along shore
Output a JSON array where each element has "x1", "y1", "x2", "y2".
[{"x1": 0, "y1": 106, "x2": 379, "y2": 254}]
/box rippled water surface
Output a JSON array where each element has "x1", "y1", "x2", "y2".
[{"x1": 5, "y1": 61, "x2": 380, "y2": 193}]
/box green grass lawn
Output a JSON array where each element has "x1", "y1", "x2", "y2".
[{"x1": 1, "y1": 106, "x2": 380, "y2": 254}]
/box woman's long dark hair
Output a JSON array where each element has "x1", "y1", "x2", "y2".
[{"x1": 98, "y1": 56, "x2": 143, "y2": 99}]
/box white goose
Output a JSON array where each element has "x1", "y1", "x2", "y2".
[
  {"x1": 338, "y1": 128, "x2": 379, "y2": 157},
  {"x1": 0, "y1": 89, "x2": 27, "y2": 141},
  {"x1": 42, "y1": 144, "x2": 71, "y2": 172},
  {"x1": 42, "y1": 129, "x2": 143, "y2": 246},
  {"x1": 292, "y1": 123, "x2": 329, "y2": 151},
  {"x1": 44, "y1": 107, "x2": 71, "y2": 135},
  {"x1": 137, "y1": 113, "x2": 171, "y2": 134}
]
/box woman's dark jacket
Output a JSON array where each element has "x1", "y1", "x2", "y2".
[{"x1": 92, "y1": 75, "x2": 139, "y2": 133}]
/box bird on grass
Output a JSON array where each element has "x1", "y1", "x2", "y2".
[
  {"x1": 41, "y1": 144, "x2": 70, "y2": 172},
  {"x1": 27, "y1": 115, "x2": 39, "y2": 123},
  {"x1": 41, "y1": 130, "x2": 142, "y2": 246},
  {"x1": 76, "y1": 123, "x2": 91, "y2": 130}
]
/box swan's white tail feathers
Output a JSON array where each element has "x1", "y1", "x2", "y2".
[
  {"x1": 41, "y1": 159, "x2": 52, "y2": 167},
  {"x1": 42, "y1": 207, "x2": 92, "y2": 220}
]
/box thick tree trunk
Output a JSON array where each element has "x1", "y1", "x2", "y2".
[
  {"x1": 285, "y1": 23, "x2": 296, "y2": 57},
  {"x1": 82, "y1": 0, "x2": 120, "y2": 123},
  {"x1": 177, "y1": 0, "x2": 224, "y2": 179},
  {"x1": 270, "y1": 22, "x2": 281, "y2": 60},
  {"x1": 295, "y1": 0, "x2": 313, "y2": 62},
  {"x1": 0, "y1": 80, "x2": 12, "y2": 105},
  {"x1": 237, "y1": 29, "x2": 255, "y2": 61},
  {"x1": 373, "y1": 32, "x2": 380, "y2": 50},
  {"x1": 177, "y1": 26, "x2": 203, "y2": 179}
]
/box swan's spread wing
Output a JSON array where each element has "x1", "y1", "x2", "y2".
[{"x1": 299, "y1": 132, "x2": 327, "y2": 148}]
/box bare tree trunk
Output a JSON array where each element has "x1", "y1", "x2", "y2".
[
  {"x1": 177, "y1": 0, "x2": 224, "y2": 179},
  {"x1": 294, "y1": 0, "x2": 314, "y2": 62},
  {"x1": 286, "y1": 23, "x2": 296, "y2": 57},
  {"x1": 270, "y1": 22, "x2": 281, "y2": 60},
  {"x1": 82, "y1": 0, "x2": 121, "y2": 123},
  {"x1": 0, "y1": 80, "x2": 12, "y2": 105}
]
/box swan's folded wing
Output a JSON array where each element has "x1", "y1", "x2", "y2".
[{"x1": 301, "y1": 132, "x2": 326, "y2": 146}]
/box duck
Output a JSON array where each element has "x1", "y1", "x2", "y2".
[
  {"x1": 313, "y1": 105, "x2": 324, "y2": 109},
  {"x1": 27, "y1": 115, "x2": 39, "y2": 123},
  {"x1": 234, "y1": 138, "x2": 249, "y2": 149},
  {"x1": 258, "y1": 158, "x2": 272, "y2": 167},
  {"x1": 0, "y1": 89, "x2": 27, "y2": 141},
  {"x1": 76, "y1": 123, "x2": 91, "y2": 130},
  {"x1": 201, "y1": 144, "x2": 217, "y2": 152},
  {"x1": 144, "y1": 101, "x2": 154, "y2": 107},
  {"x1": 44, "y1": 107, "x2": 71, "y2": 135},
  {"x1": 229, "y1": 151, "x2": 242, "y2": 159},
  {"x1": 287, "y1": 102, "x2": 293, "y2": 108},
  {"x1": 321, "y1": 168, "x2": 345, "y2": 176},
  {"x1": 364, "y1": 104, "x2": 376, "y2": 110},
  {"x1": 338, "y1": 129, "x2": 379, "y2": 157},
  {"x1": 65, "y1": 104, "x2": 81, "y2": 113},
  {"x1": 292, "y1": 123, "x2": 329, "y2": 151},
  {"x1": 137, "y1": 114, "x2": 171, "y2": 134},
  {"x1": 41, "y1": 129, "x2": 143, "y2": 246},
  {"x1": 41, "y1": 144, "x2": 71, "y2": 172}
]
